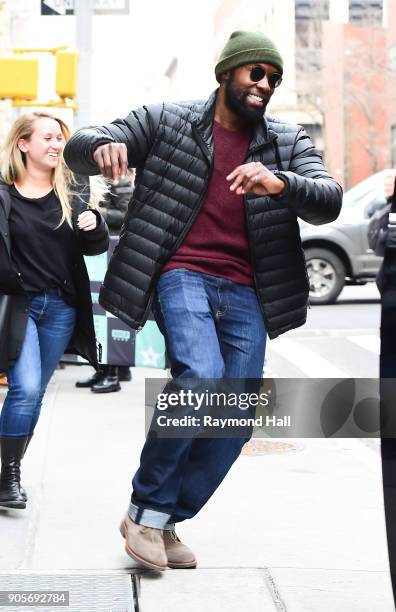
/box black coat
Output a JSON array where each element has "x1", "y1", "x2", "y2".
[
  {"x1": 64, "y1": 90, "x2": 342, "y2": 339},
  {"x1": 0, "y1": 181, "x2": 109, "y2": 371},
  {"x1": 99, "y1": 177, "x2": 133, "y2": 235}
]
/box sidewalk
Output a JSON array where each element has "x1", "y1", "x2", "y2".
[{"x1": 0, "y1": 365, "x2": 394, "y2": 611}]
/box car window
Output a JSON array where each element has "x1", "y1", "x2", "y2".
[
  {"x1": 344, "y1": 188, "x2": 373, "y2": 208},
  {"x1": 343, "y1": 172, "x2": 386, "y2": 208},
  {"x1": 363, "y1": 189, "x2": 388, "y2": 218}
]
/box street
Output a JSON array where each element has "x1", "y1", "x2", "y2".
[{"x1": 265, "y1": 283, "x2": 381, "y2": 378}]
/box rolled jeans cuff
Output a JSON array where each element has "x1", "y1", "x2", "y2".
[{"x1": 128, "y1": 501, "x2": 175, "y2": 531}]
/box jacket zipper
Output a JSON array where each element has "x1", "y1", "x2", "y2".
[
  {"x1": 243, "y1": 195, "x2": 270, "y2": 331},
  {"x1": 137, "y1": 148, "x2": 215, "y2": 331},
  {"x1": 242, "y1": 144, "x2": 271, "y2": 332}
]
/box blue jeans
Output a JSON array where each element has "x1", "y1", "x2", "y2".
[
  {"x1": 0, "y1": 291, "x2": 76, "y2": 437},
  {"x1": 130, "y1": 269, "x2": 266, "y2": 529}
]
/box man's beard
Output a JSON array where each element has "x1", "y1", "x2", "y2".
[{"x1": 225, "y1": 73, "x2": 267, "y2": 124}]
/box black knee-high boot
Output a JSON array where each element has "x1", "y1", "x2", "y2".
[{"x1": 0, "y1": 436, "x2": 29, "y2": 509}]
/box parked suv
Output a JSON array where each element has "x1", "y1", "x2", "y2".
[{"x1": 300, "y1": 170, "x2": 391, "y2": 304}]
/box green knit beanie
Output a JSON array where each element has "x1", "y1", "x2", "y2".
[{"x1": 215, "y1": 30, "x2": 283, "y2": 82}]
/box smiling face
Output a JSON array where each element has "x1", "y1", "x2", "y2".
[
  {"x1": 224, "y1": 62, "x2": 280, "y2": 123},
  {"x1": 17, "y1": 116, "x2": 65, "y2": 173},
  {"x1": 384, "y1": 172, "x2": 396, "y2": 199}
]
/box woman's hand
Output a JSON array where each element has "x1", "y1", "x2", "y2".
[{"x1": 77, "y1": 210, "x2": 97, "y2": 231}]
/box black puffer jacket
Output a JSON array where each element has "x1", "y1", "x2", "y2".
[
  {"x1": 64, "y1": 91, "x2": 342, "y2": 339},
  {"x1": 0, "y1": 180, "x2": 109, "y2": 371}
]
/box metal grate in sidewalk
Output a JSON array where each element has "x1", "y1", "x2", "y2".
[{"x1": 0, "y1": 573, "x2": 139, "y2": 612}]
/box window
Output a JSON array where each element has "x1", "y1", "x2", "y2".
[
  {"x1": 296, "y1": 48, "x2": 322, "y2": 72},
  {"x1": 295, "y1": 20, "x2": 323, "y2": 49},
  {"x1": 349, "y1": 1, "x2": 383, "y2": 26},
  {"x1": 295, "y1": 0, "x2": 329, "y2": 20},
  {"x1": 389, "y1": 46, "x2": 396, "y2": 72},
  {"x1": 295, "y1": 22, "x2": 323, "y2": 89}
]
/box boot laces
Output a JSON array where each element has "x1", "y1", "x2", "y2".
[
  {"x1": 1, "y1": 460, "x2": 21, "y2": 482},
  {"x1": 169, "y1": 530, "x2": 179, "y2": 542},
  {"x1": 0, "y1": 459, "x2": 22, "y2": 494}
]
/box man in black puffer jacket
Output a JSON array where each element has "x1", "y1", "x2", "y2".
[{"x1": 64, "y1": 31, "x2": 342, "y2": 571}]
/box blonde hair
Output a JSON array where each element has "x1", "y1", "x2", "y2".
[{"x1": 1, "y1": 112, "x2": 107, "y2": 227}]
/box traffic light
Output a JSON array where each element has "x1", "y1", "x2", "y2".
[
  {"x1": 0, "y1": 57, "x2": 39, "y2": 100},
  {"x1": 0, "y1": 47, "x2": 78, "y2": 110},
  {"x1": 55, "y1": 48, "x2": 79, "y2": 99}
]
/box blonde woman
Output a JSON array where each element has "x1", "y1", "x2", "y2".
[{"x1": 0, "y1": 112, "x2": 109, "y2": 509}]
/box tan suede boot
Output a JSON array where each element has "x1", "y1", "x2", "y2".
[
  {"x1": 120, "y1": 514, "x2": 167, "y2": 571},
  {"x1": 163, "y1": 530, "x2": 197, "y2": 569}
]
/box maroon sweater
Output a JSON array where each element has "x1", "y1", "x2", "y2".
[{"x1": 162, "y1": 120, "x2": 254, "y2": 286}]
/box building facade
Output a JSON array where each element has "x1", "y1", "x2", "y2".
[
  {"x1": 292, "y1": 0, "x2": 396, "y2": 188},
  {"x1": 213, "y1": 0, "x2": 396, "y2": 189}
]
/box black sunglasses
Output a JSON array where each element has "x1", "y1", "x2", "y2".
[{"x1": 249, "y1": 66, "x2": 283, "y2": 88}]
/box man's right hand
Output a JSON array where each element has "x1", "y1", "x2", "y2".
[{"x1": 93, "y1": 142, "x2": 128, "y2": 183}]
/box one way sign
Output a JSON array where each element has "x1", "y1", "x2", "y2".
[
  {"x1": 41, "y1": 0, "x2": 74, "y2": 15},
  {"x1": 41, "y1": 0, "x2": 129, "y2": 15}
]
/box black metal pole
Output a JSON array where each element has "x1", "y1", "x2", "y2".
[{"x1": 380, "y1": 178, "x2": 396, "y2": 607}]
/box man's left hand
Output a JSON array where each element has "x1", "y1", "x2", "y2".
[{"x1": 227, "y1": 162, "x2": 286, "y2": 196}]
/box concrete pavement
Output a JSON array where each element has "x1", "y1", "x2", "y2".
[{"x1": 0, "y1": 364, "x2": 394, "y2": 611}]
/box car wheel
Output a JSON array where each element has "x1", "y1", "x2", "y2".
[{"x1": 304, "y1": 248, "x2": 346, "y2": 305}]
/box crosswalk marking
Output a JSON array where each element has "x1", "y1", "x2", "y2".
[
  {"x1": 347, "y1": 335, "x2": 380, "y2": 355},
  {"x1": 268, "y1": 337, "x2": 350, "y2": 378},
  {"x1": 287, "y1": 328, "x2": 379, "y2": 338}
]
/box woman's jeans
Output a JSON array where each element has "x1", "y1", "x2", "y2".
[
  {"x1": 0, "y1": 291, "x2": 76, "y2": 437},
  {"x1": 130, "y1": 269, "x2": 267, "y2": 529}
]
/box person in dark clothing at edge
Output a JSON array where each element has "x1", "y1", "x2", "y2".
[
  {"x1": 0, "y1": 112, "x2": 109, "y2": 510},
  {"x1": 64, "y1": 31, "x2": 342, "y2": 571},
  {"x1": 75, "y1": 175, "x2": 134, "y2": 393}
]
